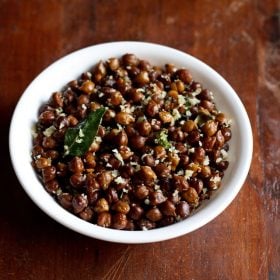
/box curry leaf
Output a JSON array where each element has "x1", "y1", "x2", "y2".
[{"x1": 64, "y1": 108, "x2": 106, "y2": 157}]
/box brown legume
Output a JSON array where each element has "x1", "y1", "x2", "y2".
[{"x1": 32, "y1": 54, "x2": 232, "y2": 230}]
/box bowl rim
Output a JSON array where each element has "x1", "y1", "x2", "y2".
[{"x1": 9, "y1": 41, "x2": 253, "y2": 243}]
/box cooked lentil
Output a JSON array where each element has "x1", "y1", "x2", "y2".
[{"x1": 31, "y1": 54, "x2": 232, "y2": 230}]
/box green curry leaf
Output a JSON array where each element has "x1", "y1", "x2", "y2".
[{"x1": 64, "y1": 108, "x2": 105, "y2": 157}]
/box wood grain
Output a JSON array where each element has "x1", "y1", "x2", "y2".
[{"x1": 0, "y1": 0, "x2": 279, "y2": 279}]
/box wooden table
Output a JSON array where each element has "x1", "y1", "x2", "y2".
[{"x1": 1, "y1": 1, "x2": 279, "y2": 279}]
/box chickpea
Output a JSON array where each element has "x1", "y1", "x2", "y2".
[
  {"x1": 114, "y1": 130, "x2": 128, "y2": 146},
  {"x1": 79, "y1": 207, "x2": 94, "y2": 221},
  {"x1": 78, "y1": 94, "x2": 90, "y2": 106},
  {"x1": 103, "y1": 109, "x2": 116, "y2": 123},
  {"x1": 87, "y1": 188, "x2": 100, "y2": 206},
  {"x1": 90, "y1": 101, "x2": 101, "y2": 111},
  {"x1": 200, "y1": 100, "x2": 214, "y2": 112},
  {"x1": 134, "y1": 185, "x2": 149, "y2": 200},
  {"x1": 112, "y1": 213, "x2": 127, "y2": 229},
  {"x1": 182, "y1": 120, "x2": 196, "y2": 132},
  {"x1": 168, "y1": 152, "x2": 180, "y2": 171},
  {"x1": 135, "y1": 71, "x2": 150, "y2": 86},
  {"x1": 202, "y1": 120, "x2": 218, "y2": 136},
  {"x1": 56, "y1": 162, "x2": 68, "y2": 177},
  {"x1": 45, "y1": 179, "x2": 59, "y2": 193},
  {"x1": 154, "y1": 145, "x2": 166, "y2": 159},
  {"x1": 51, "y1": 91, "x2": 64, "y2": 108},
  {"x1": 146, "y1": 207, "x2": 162, "y2": 222},
  {"x1": 179, "y1": 154, "x2": 190, "y2": 169},
  {"x1": 176, "y1": 201, "x2": 190, "y2": 218},
  {"x1": 182, "y1": 187, "x2": 199, "y2": 206},
  {"x1": 39, "y1": 110, "x2": 55, "y2": 126},
  {"x1": 129, "y1": 135, "x2": 146, "y2": 150},
  {"x1": 96, "y1": 171, "x2": 113, "y2": 190},
  {"x1": 72, "y1": 194, "x2": 88, "y2": 214},
  {"x1": 187, "y1": 130, "x2": 200, "y2": 144},
  {"x1": 136, "y1": 120, "x2": 152, "y2": 136},
  {"x1": 108, "y1": 90, "x2": 123, "y2": 106},
  {"x1": 127, "y1": 88, "x2": 144, "y2": 103},
  {"x1": 169, "y1": 128, "x2": 185, "y2": 142},
  {"x1": 68, "y1": 80, "x2": 79, "y2": 90},
  {"x1": 193, "y1": 147, "x2": 206, "y2": 163},
  {"x1": 165, "y1": 64, "x2": 177, "y2": 74},
  {"x1": 175, "y1": 142, "x2": 187, "y2": 154},
  {"x1": 119, "y1": 146, "x2": 134, "y2": 160},
  {"x1": 203, "y1": 136, "x2": 216, "y2": 151},
  {"x1": 142, "y1": 154, "x2": 155, "y2": 167},
  {"x1": 83, "y1": 152, "x2": 96, "y2": 169},
  {"x1": 171, "y1": 80, "x2": 185, "y2": 93},
  {"x1": 190, "y1": 178, "x2": 204, "y2": 194},
  {"x1": 140, "y1": 166, "x2": 157, "y2": 183},
  {"x1": 94, "y1": 198, "x2": 109, "y2": 213},
  {"x1": 112, "y1": 201, "x2": 130, "y2": 214},
  {"x1": 115, "y1": 112, "x2": 135, "y2": 125},
  {"x1": 97, "y1": 125, "x2": 106, "y2": 138},
  {"x1": 138, "y1": 219, "x2": 156, "y2": 230},
  {"x1": 160, "y1": 200, "x2": 176, "y2": 216},
  {"x1": 201, "y1": 165, "x2": 211, "y2": 178},
  {"x1": 105, "y1": 188, "x2": 119, "y2": 204},
  {"x1": 145, "y1": 100, "x2": 160, "y2": 117},
  {"x1": 67, "y1": 115, "x2": 79, "y2": 127},
  {"x1": 70, "y1": 173, "x2": 85, "y2": 188},
  {"x1": 215, "y1": 130, "x2": 225, "y2": 148},
  {"x1": 97, "y1": 212, "x2": 112, "y2": 227},
  {"x1": 93, "y1": 61, "x2": 107, "y2": 82},
  {"x1": 159, "y1": 111, "x2": 174, "y2": 123},
  {"x1": 88, "y1": 140, "x2": 100, "y2": 152},
  {"x1": 35, "y1": 157, "x2": 51, "y2": 169},
  {"x1": 42, "y1": 137, "x2": 57, "y2": 149},
  {"x1": 58, "y1": 193, "x2": 73, "y2": 210},
  {"x1": 221, "y1": 127, "x2": 232, "y2": 141},
  {"x1": 107, "y1": 57, "x2": 120, "y2": 71},
  {"x1": 154, "y1": 163, "x2": 170, "y2": 178},
  {"x1": 108, "y1": 156, "x2": 122, "y2": 170},
  {"x1": 198, "y1": 89, "x2": 213, "y2": 101},
  {"x1": 128, "y1": 204, "x2": 144, "y2": 220},
  {"x1": 32, "y1": 145, "x2": 44, "y2": 157},
  {"x1": 176, "y1": 69, "x2": 193, "y2": 84},
  {"x1": 167, "y1": 90, "x2": 179, "y2": 99},
  {"x1": 80, "y1": 80, "x2": 95, "y2": 95},
  {"x1": 172, "y1": 175, "x2": 189, "y2": 191},
  {"x1": 122, "y1": 54, "x2": 139, "y2": 66},
  {"x1": 42, "y1": 166, "x2": 56, "y2": 182},
  {"x1": 68, "y1": 156, "x2": 84, "y2": 173},
  {"x1": 54, "y1": 116, "x2": 69, "y2": 130},
  {"x1": 159, "y1": 216, "x2": 175, "y2": 227},
  {"x1": 217, "y1": 160, "x2": 229, "y2": 171},
  {"x1": 151, "y1": 119, "x2": 161, "y2": 131},
  {"x1": 119, "y1": 165, "x2": 135, "y2": 179},
  {"x1": 149, "y1": 191, "x2": 167, "y2": 205}
]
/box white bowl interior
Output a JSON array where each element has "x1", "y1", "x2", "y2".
[{"x1": 9, "y1": 42, "x2": 252, "y2": 243}]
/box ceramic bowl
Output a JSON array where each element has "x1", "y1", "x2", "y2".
[{"x1": 9, "y1": 42, "x2": 253, "y2": 243}]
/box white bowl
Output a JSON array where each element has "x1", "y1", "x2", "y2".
[{"x1": 9, "y1": 42, "x2": 253, "y2": 243}]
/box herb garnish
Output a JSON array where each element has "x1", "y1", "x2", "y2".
[
  {"x1": 155, "y1": 129, "x2": 171, "y2": 149},
  {"x1": 64, "y1": 108, "x2": 105, "y2": 156}
]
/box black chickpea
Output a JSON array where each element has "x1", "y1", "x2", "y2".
[
  {"x1": 146, "y1": 207, "x2": 162, "y2": 222},
  {"x1": 72, "y1": 194, "x2": 88, "y2": 214},
  {"x1": 160, "y1": 200, "x2": 176, "y2": 216},
  {"x1": 32, "y1": 53, "x2": 231, "y2": 230},
  {"x1": 112, "y1": 213, "x2": 128, "y2": 229},
  {"x1": 97, "y1": 212, "x2": 112, "y2": 227}
]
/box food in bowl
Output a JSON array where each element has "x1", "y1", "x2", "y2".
[{"x1": 31, "y1": 53, "x2": 232, "y2": 231}]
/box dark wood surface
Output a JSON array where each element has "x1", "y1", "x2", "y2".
[{"x1": 1, "y1": 1, "x2": 279, "y2": 279}]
